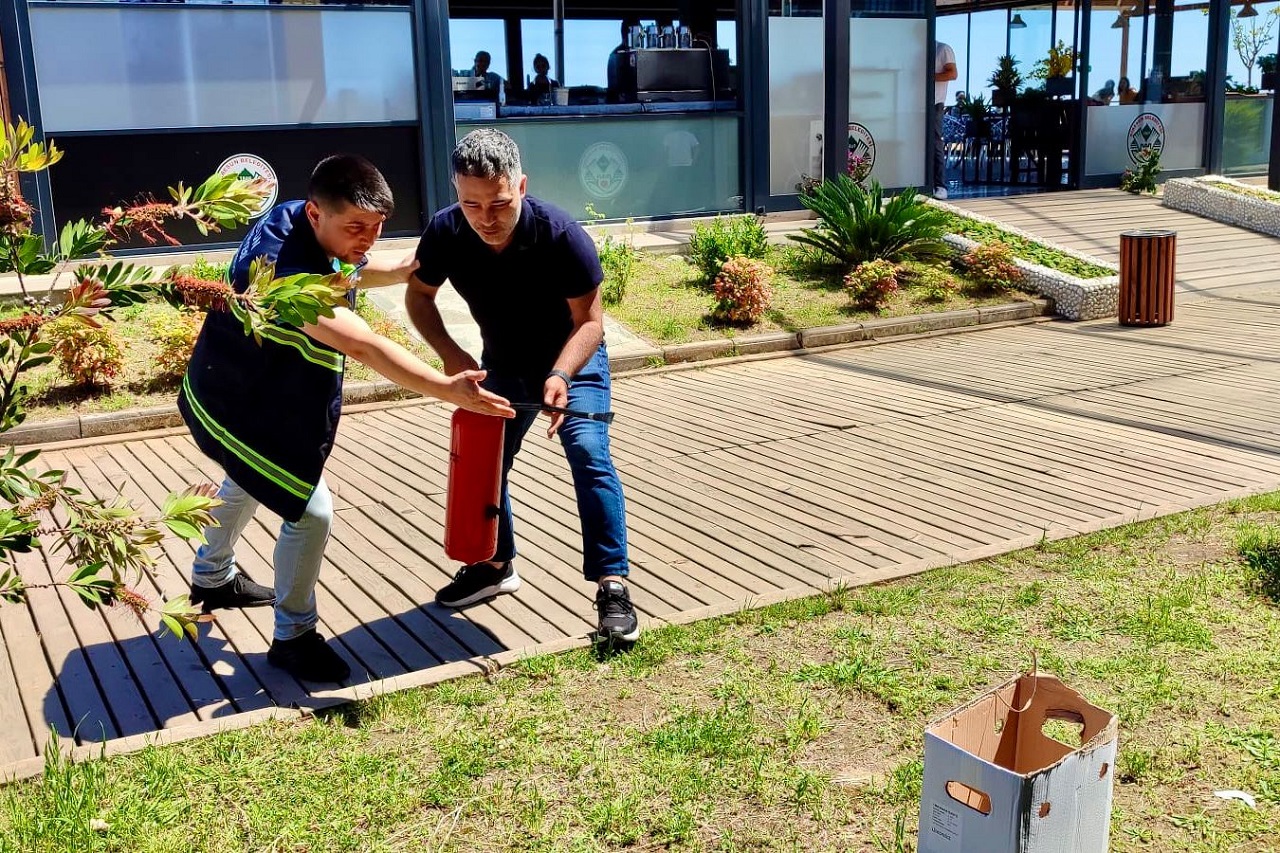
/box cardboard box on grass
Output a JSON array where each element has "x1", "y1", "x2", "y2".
[{"x1": 918, "y1": 672, "x2": 1118, "y2": 853}]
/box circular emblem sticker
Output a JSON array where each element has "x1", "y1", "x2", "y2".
[
  {"x1": 579, "y1": 142, "x2": 628, "y2": 200},
  {"x1": 1126, "y1": 113, "x2": 1166, "y2": 164},
  {"x1": 847, "y1": 122, "x2": 876, "y2": 180},
  {"x1": 216, "y1": 153, "x2": 278, "y2": 218}
]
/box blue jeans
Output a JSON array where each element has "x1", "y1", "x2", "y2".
[
  {"x1": 190, "y1": 476, "x2": 333, "y2": 641},
  {"x1": 482, "y1": 343, "x2": 629, "y2": 580}
]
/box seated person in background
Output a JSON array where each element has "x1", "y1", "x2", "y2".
[
  {"x1": 1118, "y1": 77, "x2": 1138, "y2": 105},
  {"x1": 528, "y1": 53, "x2": 559, "y2": 103},
  {"x1": 950, "y1": 91, "x2": 969, "y2": 114},
  {"x1": 472, "y1": 51, "x2": 505, "y2": 97},
  {"x1": 1090, "y1": 79, "x2": 1115, "y2": 106}
]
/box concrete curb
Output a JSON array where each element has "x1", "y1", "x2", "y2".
[
  {"x1": 1163, "y1": 175, "x2": 1280, "y2": 239},
  {"x1": 4, "y1": 298, "x2": 1052, "y2": 447}
]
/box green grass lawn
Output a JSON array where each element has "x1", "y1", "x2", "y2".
[
  {"x1": 2, "y1": 295, "x2": 437, "y2": 424},
  {"x1": 5, "y1": 496, "x2": 1279, "y2": 852},
  {"x1": 607, "y1": 247, "x2": 1035, "y2": 345}
]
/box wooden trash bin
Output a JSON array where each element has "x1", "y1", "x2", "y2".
[{"x1": 1118, "y1": 229, "x2": 1176, "y2": 327}]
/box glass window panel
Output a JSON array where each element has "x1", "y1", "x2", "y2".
[
  {"x1": 1084, "y1": 0, "x2": 1207, "y2": 175},
  {"x1": 30, "y1": 5, "x2": 417, "y2": 132},
  {"x1": 768, "y1": 11, "x2": 824, "y2": 194},
  {"x1": 520, "y1": 18, "x2": 557, "y2": 89},
  {"x1": 850, "y1": 18, "x2": 927, "y2": 188},
  {"x1": 936, "y1": 14, "x2": 970, "y2": 99},
  {"x1": 1009, "y1": 9, "x2": 1054, "y2": 92},
  {"x1": 457, "y1": 115, "x2": 743, "y2": 218},
  {"x1": 1223, "y1": 1, "x2": 1278, "y2": 173},
  {"x1": 449, "y1": 18, "x2": 508, "y2": 78},
  {"x1": 966, "y1": 10, "x2": 1010, "y2": 102}
]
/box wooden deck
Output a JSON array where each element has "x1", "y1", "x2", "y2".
[
  {"x1": 955, "y1": 189, "x2": 1280, "y2": 303},
  {"x1": 5, "y1": 189, "x2": 1280, "y2": 780}
]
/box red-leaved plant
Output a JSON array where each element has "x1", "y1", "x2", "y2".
[{"x1": 712, "y1": 256, "x2": 773, "y2": 325}]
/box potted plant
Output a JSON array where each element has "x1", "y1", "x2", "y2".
[
  {"x1": 988, "y1": 55, "x2": 1023, "y2": 107},
  {"x1": 961, "y1": 94, "x2": 993, "y2": 138},
  {"x1": 1262, "y1": 54, "x2": 1278, "y2": 92},
  {"x1": 1032, "y1": 40, "x2": 1075, "y2": 97}
]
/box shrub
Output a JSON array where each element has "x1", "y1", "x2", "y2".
[
  {"x1": 688, "y1": 215, "x2": 769, "y2": 282},
  {"x1": 1120, "y1": 149, "x2": 1161, "y2": 195},
  {"x1": 150, "y1": 309, "x2": 203, "y2": 380},
  {"x1": 1238, "y1": 523, "x2": 1280, "y2": 602},
  {"x1": 844, "y1": 259, "x2": 900, "y2": 309},
  {"x1": 790, "y1": 177, "x2": 950, "y2": 270},
  {"x1": 962, "y1": 241, "x2": 1024, "y2": 293},
  {"x1": 712, "y1": 256, "x2": 772, "y2": 325},
  {"x1": 585, "y1": 203, "x2": 637, "y2": 306},
  {"x1": 901, "y1": 263, "x2": 961, "y2": 302},
  {"x1": 170, "y1": 254, "x2": 229, "y2": 283},
  {"x1": 47, "y1": 318, "x2": 125, "y2": 387},
  {"x1": 599, "y1": 233, "x2": 637, "y2": 307}
]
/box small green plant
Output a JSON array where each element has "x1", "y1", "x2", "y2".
[
  {"x1": 149, "y1": 309, "x2": 202, "y2": 381},
  {"x1": 907, "y1": 265, "x2": 961, "y2": 302},
  {"x1": 586, "y1": 203, "x2": 637, "y2": 306},
  {"x1": 688, "y1": 214, "x2": 769, "y2": 283},
  {"x1": 844, "y1": 259, "x2": 900, "y2": 309},
  {"x1": 1237, "y1": 523, "x2": 1280, "y2": 601},
  {"x1": 47, "y1": 317, "x2": 125, "y2": 388},
  {"x1": 962, "y1": 241, "x2": 1024, "y2": 293},
  {"x1": 791, "y1": 177, "x2": 949, "y2": 270},
  {"x1": 712, "y1": 256, "x2": 772, "y2": 325},
  {"x1": 940, "y1": 212, "x2": 1113, "y2": 278},
  {"x1": 171, "y1": 254, "x2": 228, "y2": 283},
  {"x1": 1120, "y1": 149, "x2": 1162, "y2": 195}
]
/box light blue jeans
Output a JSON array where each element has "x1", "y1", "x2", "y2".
[
  {"x1": 482, "y1": 344, "x2": 629, "y2": 580},
  {"x1": 190, "y1": 476, "x2": 333, "y2": 641}
]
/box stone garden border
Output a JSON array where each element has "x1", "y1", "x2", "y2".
[
  {"x1": 1162, "y1": 175, "x2": 1280, "y2": 239},
  {"x1": 928, "y1": 199, "x2": 1120, "y2": 321}
]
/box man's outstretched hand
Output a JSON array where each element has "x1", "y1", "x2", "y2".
[
  {"x1": 447, "y1": 369, "x2": 515, "y2": 418},
  {"x1": 543, "y1": 374, "x2": 569, "y2": 438}
]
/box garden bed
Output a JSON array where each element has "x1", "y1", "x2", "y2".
[
  {"x1": 606, "y1": 247, "x2": 1038, "y2": 346},
  {"x1": 1, "y1": 286, "x2": 436, "y2": 427},
  {"x1": 929, "y1": 200, "x2": 1121, "y2": 321},
  {"x1": 1163, "y1": 176, "x2": 1280, "y2": 239}
]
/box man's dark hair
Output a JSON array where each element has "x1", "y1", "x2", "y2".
[{"x1": 308, "y1": 154, "x2": 394, "y2": 217}]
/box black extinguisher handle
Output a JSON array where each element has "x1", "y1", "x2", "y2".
[{"x1": 512, "y1": 402, "x2": 615, "y2": 424}]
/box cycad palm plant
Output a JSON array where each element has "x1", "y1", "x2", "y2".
[{"x1": 790, "y1": 177, "x2": 950, "y2": 269}]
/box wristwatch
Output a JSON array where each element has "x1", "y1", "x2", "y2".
[{"x1": 548, "y1": 368, "x2": 573, "y2": 388}]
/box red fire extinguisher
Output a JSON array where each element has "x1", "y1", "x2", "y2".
[
  {"x1": 444, "y1": 402, "x2": 614, "y2": 564},
  {"x1": 444, "y1": 409, "x2": 505, "y2": 564}
]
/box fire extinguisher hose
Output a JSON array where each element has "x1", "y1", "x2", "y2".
[{"x1": 510, "y1": 402, "x2": 615, "y2": 424}]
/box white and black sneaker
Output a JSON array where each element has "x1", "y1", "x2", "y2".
[
  {"x1": 595, "y1": 580, "x2": 640, "y2": 642},
  {"x1": 435, "y1": 561, "x2": 521, "y2": 608}
]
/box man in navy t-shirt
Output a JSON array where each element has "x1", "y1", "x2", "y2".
[{"x1": 407, "y1": 128, "x2": 639, "y2": 643}]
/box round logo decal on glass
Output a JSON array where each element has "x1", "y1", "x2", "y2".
[
  {"x1": 216, "y1": 153, "x2": 279, "y2": 218},
  {"x1": 847, "y1": 122, "x2": 876, "y2": 180},
  {"x1": 1126, "y1": 114, "x2": 1166, "y2": 164},
  {"x1": 579, "y1": 142, "x2": 629, "y2": 200}
]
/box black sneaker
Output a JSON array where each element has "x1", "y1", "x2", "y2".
[
  {"x1": 435, "y1": 561, "x2": 521, "y2": 608},
  {"x1": 595, "y1": 580, "x2": 640, "y2": 642},
  {"x1": 267, "y1": 630, "x2": 351, "y2": 683},
  {"x1": 189, "y1": 573, "x2": 275, "y2": 612}
]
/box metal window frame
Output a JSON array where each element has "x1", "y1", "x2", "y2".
[
  {"x1": 0, "y1": 0, "x2": 56, "y2": 242},
  {"x1": 414, "y1": 0, "x2": 459, "y2": 222}
]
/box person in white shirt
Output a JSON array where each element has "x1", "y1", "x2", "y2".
[{"x1": 934, "y1": 41, "x2": 958, "y2": 199}]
